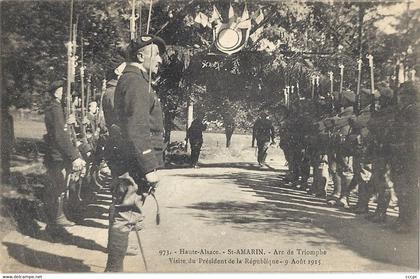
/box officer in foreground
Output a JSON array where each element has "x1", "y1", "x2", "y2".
[
  {"x1": 43, "y1": 81, "x2": 86, "y2": 233},
  {"x1": 105, "y1": 35, "x2": 166, "y2": 272}
]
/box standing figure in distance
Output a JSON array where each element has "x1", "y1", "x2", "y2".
[
  {"x1": 223, "y1": 112, "x2": 235, "y2": 148},
  {"x1": 186, "y1": 113, "x2": 207, "y2": 168},
  {"x1": 252, "y1": 112, "x2": 275, "y2": 167}
]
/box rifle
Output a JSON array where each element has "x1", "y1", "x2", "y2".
[
  {"x1": 65, "y1": 0, "x2": 77, "y2": 146},
  {"x1": 356, "y1": 58, "x2": 362, "y2": 114},
  {"x1": 130, "y1": 0, "x2": 138, "y2": 40},
  {"x1": 328, "y1": 71, "x2": 335, "y2": 111},
  {"x1": 97, "y1": 79, "x2": 107, "y2": 131},
  {"x1": 367, "y1": 54, "x2": 375, "y2": 113},
  {"x1": 339, "y1": 64, "x2": 344, "y2": 107},
  {"x1": 79, "y1": 36, "x2": 89, "y2": 148}
]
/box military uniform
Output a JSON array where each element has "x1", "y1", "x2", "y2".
[
  {"x1": 43, "y1": 97, "x2": 80, "y2": 228},
  {"x1": 103, "y1": 79, "x2": 118, "y2": 129},
  {"x1": 1, "y1": 106, "x2": 14, "y2": 182},
  {"x1": 252, "y1": 115, "x2": 275, "y2": 166},
  {"x1": 186, "y1": 118, "x2": 207, "y2": 167},
  {"x1": 224, "y1": 114, "x2": 235, "y2": 148},
  {"x1": 106, "y1": 62, "x2": 165, "y2": 271},
  {"x1": 365, "y1": 95, "x2": 396, "y2": 221},
  {"x1": 327, "y1": 99, "x2": 355, "y2": 208},
  {"x1": 388, "y1": 82, "x2": 419, "y2": 232},
  {"x1": 347, "y1": 107, "x2": 373, "y2": 213}
]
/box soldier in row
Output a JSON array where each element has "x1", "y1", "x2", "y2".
[
  {"x1": 279, "y1": 81, "x2": 418, "y2": 233},
  {"x1": 43, "y1": 81, "x2": 86, "y2": 233}
]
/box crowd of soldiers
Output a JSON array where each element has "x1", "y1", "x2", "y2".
[{"x1": 279, "y1": 81, "x2": 419, "y2": 233}]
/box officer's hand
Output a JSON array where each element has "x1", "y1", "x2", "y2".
[
  {"x1": 67, "y1": 114, "x2": 76, "y2": 125},
  {"x1": 145, "y1": 171, "x2": 159, "y2": 184},
  {"x1": 72, "y1": 158, "x2": 86, "y2": 171}
]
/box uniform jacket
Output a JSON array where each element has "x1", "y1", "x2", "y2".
[
  {"x1": 186, "y1": 119, "x2": 207, "y2": 144},
  {"x1": 44, "y1": 100, "x2": 80, "y2": 162},
  {"x1": 252, "y1": 117, "x2": 275, "y2": 144},
  {"x1": 113, "y1": 64, "x2": 165, "y2": 174},
  {"x1": 103, "y1": 79, "x2": 117, "y2": 128}
]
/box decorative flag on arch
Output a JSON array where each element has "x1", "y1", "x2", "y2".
[{"x1": 213, "y1": 4, "x2": 251, "y2": 55}]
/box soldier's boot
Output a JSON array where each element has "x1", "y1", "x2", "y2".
[
  {"x1": 392, "y1": 200, "x2": 411, "y2": 233},
  {"x1": 105, "y1": 227, "x2": 130, "y2": 272},
  {"x1": 315, "y1": 181, "x2": 327, "y2": 198},
  {"x1": 55, "y1": 193, "x2": 75, "y2": 227},
  {"x1": 45, "y1": 193, "x2": 74, "y2": 236},
  {"x1": 315, "y1": 167, "x2": 328, "y2": 198},
  {"x1": 352, "y1": 183, "x2": 370, "y2": 214},
  {"x1": 367, "y1": 190, "x2": 391, "y2": 223},
  {"x1": 338, "y1": 196, "x2": 350, "y2": 209}
]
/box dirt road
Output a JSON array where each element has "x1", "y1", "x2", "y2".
[{"x1": 1, "y1": 125, "x2": 418, "y2": 273}]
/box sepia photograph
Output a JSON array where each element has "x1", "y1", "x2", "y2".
[{"x1": 0, "y1": 0, "x2": 419, "y2": 275}]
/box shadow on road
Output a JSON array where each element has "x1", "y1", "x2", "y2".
[
  {"x1": 2, "y1": 242, "x2": 91, "y2": 272},
  {"x1": 177, "y1": 169, "x2": 419, "y2": 269},
  {"x1": 199, "y1": 162, "x2": 279, "y2": 172}
]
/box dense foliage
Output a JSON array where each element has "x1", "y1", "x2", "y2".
[{"x1": 1, "y1": 0, "x2": 418, "y2": 135}]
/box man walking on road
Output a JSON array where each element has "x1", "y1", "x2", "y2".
[
  {"x1": 186, "y1": 113, "x2": 207, "y2": 168},
  {"x1": 105, "y1": 35, "x2": 166, "y2": 272},
  {"x1": 252, "y1": 112, "x2": 275, "y2": 167},
  {"x1": 223, "y1": 112, "x2": 235, "y2": 148}
]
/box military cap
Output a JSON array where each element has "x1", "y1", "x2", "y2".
[
  {"x1": 49, "y1": 80, "x2": 64, "y2": 95},
  {"x1": 127, "y1": 34, "x2": 166, "y2": 56}
]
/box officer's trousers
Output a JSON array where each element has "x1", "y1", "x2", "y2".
[
  {"x1": 257, "y1": 141, "x2": 270, "y2": 165},
  {"x1": 390, "y1": 155, "x2": 419, "y2": 227},
  {"x1": 370, "y1": 158, "x2": 392, "y2": 215},
  {"x1": 352, "y1": 156, "x2": 373, "y2": 210},
  {"x1": 329, "y1": 152, "x2": 353, "y2": 199},
  {"x1": 44, "y1": 160, "x2": 68, "y2": 223},
  {"x1": 105, "y1": 181, "x2": 144, "y2": 272},
  {"x1": 312, "y1": 154, "x2": 329, "y2": 196},
  {"x1": 190, "y1": 141, "x2": 202, "y2": 166},
  {"x1": 290, "y1": 147, "x2": 310, "y2": 183}
]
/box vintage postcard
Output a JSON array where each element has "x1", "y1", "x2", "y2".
[{"x1": 0, "y1": 0, "x2": 419, "y2": 276}]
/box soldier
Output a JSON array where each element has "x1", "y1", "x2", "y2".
[
  {"x1": 103, "y1": 63, "x2": 126, "y2": 129},
  {"x1": 252, "y1": 112, "x2": 275, "y2": 167},
  {"x1": 43, "y1": 81, "x2": 86, "y2": 232},
  {"x1": 388, "y1": 81, "x2": 419, "y2": 233},
  {"x1": 223, "y1": 112, "x2": 235, "y2": 148},
  {"x1": 308, "y1": 97, "x2": 333, "y2": 197},
  {"x1": 365, "y1": 85, "x2": 396, "y2": 222},
  {"x1": 105, "y1": 35, "x2": 166, "y2": 271},
  {"x1": 347, "y1": 103, "x2": 373, "y2": 214},
  {"x1": 1, "y1": 100, "x2": 14, "y2": 183},
  {"x1": 326, "y1": 90, "x2": 355, "y2": 208},
  {"x1": 186, "y1": 114, "x2": 207, "y2": 168}
]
